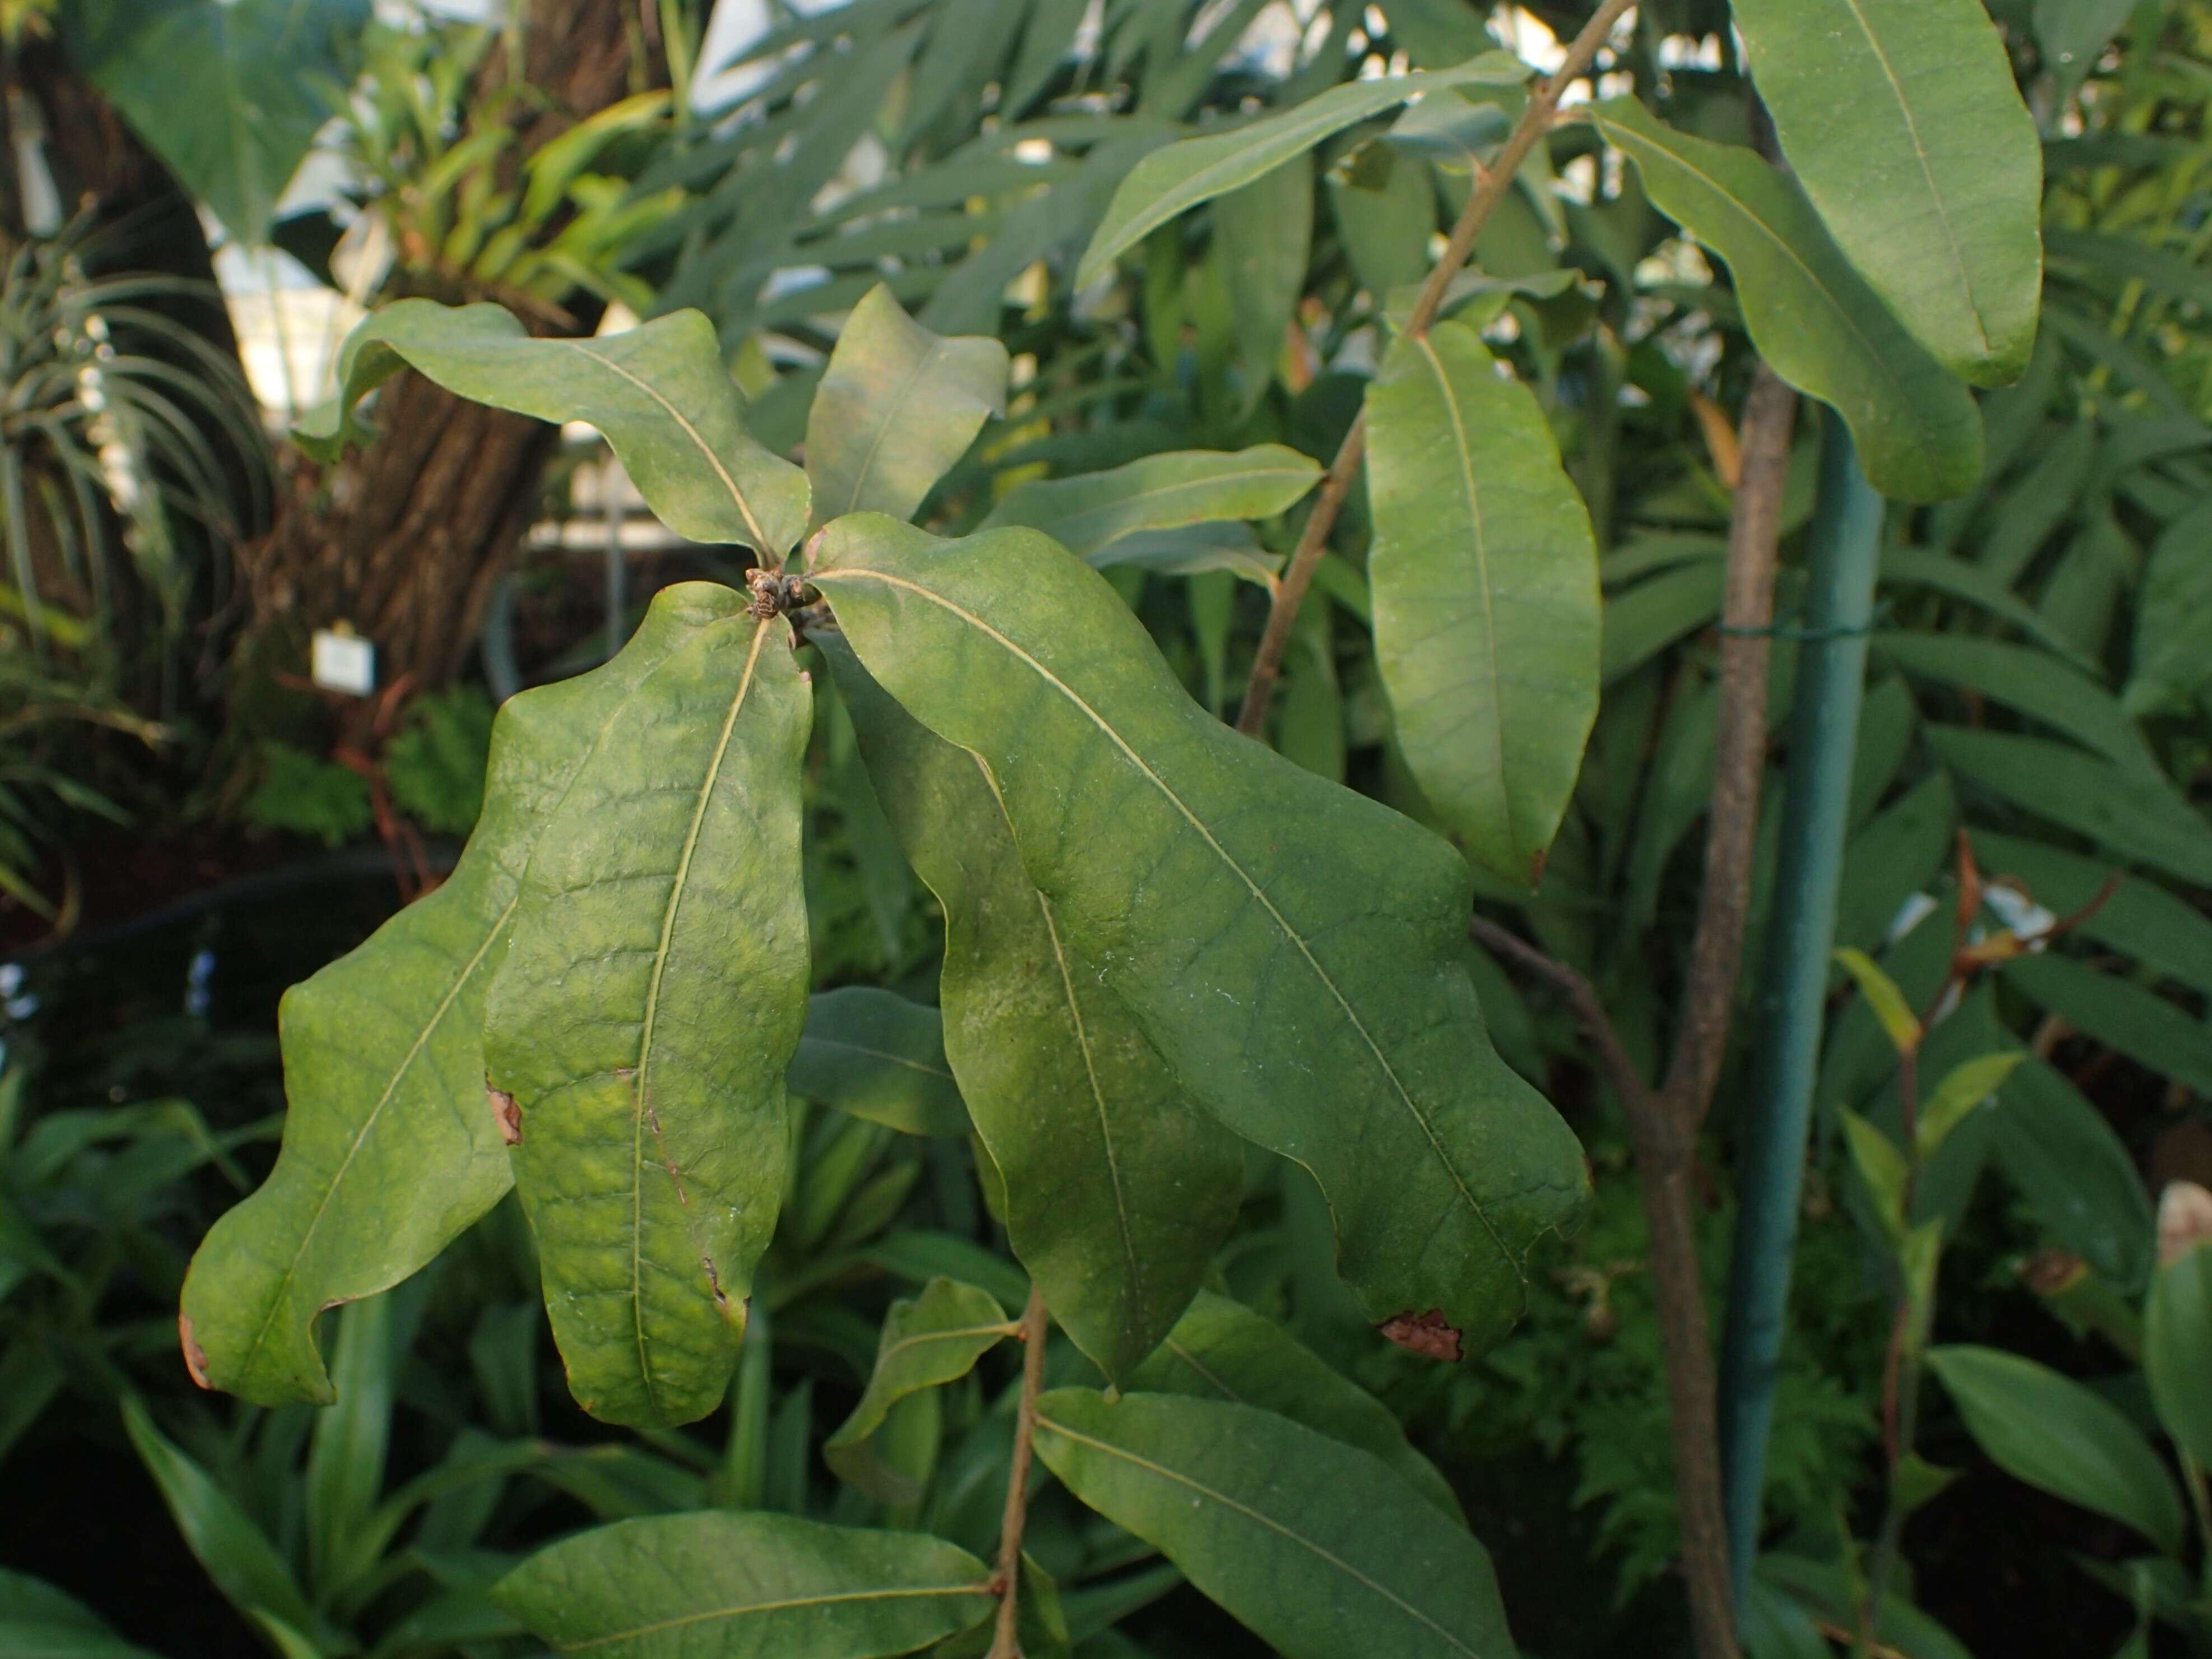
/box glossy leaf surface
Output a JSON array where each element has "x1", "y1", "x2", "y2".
[
  {"x1": 1131, "y1": 1290, "x2": 1462, "y2": 1521},
  {"x1": 1730, "y1": 0, "x2": 2041, "y2": 385},
  {"x1": 805, "y1": 285, "x2": 1009, "y2": 526},
  {"x1": 825, "y1": 1277, "x2": 1014, "y2": 1503},
  {"x1": 789, "y1": 989, "x2": 970, "y2": 1138},
  {"x1": 180, "y1": 603, "x2": 721, "y2": 1405},
  {"x1": 977, "y1": 446, "x2": 1321, "y2": 563},
  {"x1": 813, "y1": 520, "x2": 1587, "y2": 1348},
  {"x1": 299, "y1": 301, "x2": 809, "y2": 557},
  {"x1": 493, "y1": 1512, "x2": 994, "y2": 1657},
  {"x1": 1076, "y1": 54, "x2": 1527, "y2": 286},
  {"x1": 1589, "y1": 100, "x2": 1982, "y2": 502},
  {"x1": 1033, "y1": 1389, "x2": 1513, "y2": 1658},
  {"x1": 1927, "y1": 1345, "x2": 2185, "y2": 1554},
  {"x1": 1366, "y1": 318, "x2": 1601, "y2": 884},
  {"x1": 485, "y1": 587, "x2": 811, "y2": 1426},
  {"x1": 823, "y1": 637, "x2": 1241, "y2": 1379}
]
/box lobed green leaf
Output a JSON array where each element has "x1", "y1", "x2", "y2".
[
  {"x1": 298, "y1": 300, "x2": 809, "y2": 557},
  {"x1": 822, "y1": 635, "x2": 1241, "y2": 1380},
  {"x1": 485, "y1": 585, "x2": 812, "y2": 1427},
  {"x1": 813, "y1": 519, "x2": 1586, "y2": 1351},
  {"x1": 179, "y1": 599, "x2": 726, "y2": 1405}
]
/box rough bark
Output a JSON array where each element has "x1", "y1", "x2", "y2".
[{"x1": 240, "y1": 0, "x2": 660, "y2": 694}]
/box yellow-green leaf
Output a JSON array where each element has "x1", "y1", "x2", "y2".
[{"x1": 1366, "y1": 319, "x2": 1600, "y2": 885}]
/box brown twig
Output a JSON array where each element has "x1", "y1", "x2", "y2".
[
  {"x1": 1469, "y1": 364, "x2": 1801, "y2": 1659},
  {"x1": 1659, "y1": 363, "x2": 1798, "y2": 1126},
  {"x1": 1234, "y1": 0, "x2": 1640, "y2": 737},
  {"x1": 989, "y1": 1285, "x2": 1050, "y2": 1658}
]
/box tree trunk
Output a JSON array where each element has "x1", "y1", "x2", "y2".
[{"x1": 240, "y1": 0, "x2": 661, "y2": 695}]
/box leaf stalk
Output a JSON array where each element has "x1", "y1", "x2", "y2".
[{"x1": 989, "y1": 1283, "x2": 1050, "y2": 1658}]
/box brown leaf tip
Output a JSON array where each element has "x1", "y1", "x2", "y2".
[
  {"x1": 2158, "y1": 1179, "x2": 2212, "y2": 1268},
  {"x1": 488, "y1": 1084, "x2": 522, "y2": 1146},
  {"x1": 179, "y1": 1313, "x2": 211, "y2": 1389},
  {"x1": 1380, "y1": 1309, "x2": 1463, "y2": 1362}
]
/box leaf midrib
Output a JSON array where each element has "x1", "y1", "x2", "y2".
[
  {"x1": 561, "y1": 343, "x2": 773, "y2": 550},
  {"x1": 557, "y1": 1581, "x2": 989, "y2": 1652},
  {"x1": 1409, "y1": 333, "x2": 1516, "y2": 869},
  {"x1": 628, "y1": 618, "x2": 775, "y2": 1416},
  {"x1": 1002, "y1": 463, "x2": 1319, "y2": 554},
  {"x1": 231, "y1": 642, "x2": 658, "y2": 1382},
  {"x1": 1599, "y1": 115, "x2": 1935, "y2": 438},
  {"x1": 1035, "y1": 1412, "x2": 1481, "y2": 1656},
  {"x1": 818, "y1": 567, "x2": 1518, "y2": 1284}
]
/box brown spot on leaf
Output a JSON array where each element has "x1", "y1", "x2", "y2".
[
  {"x1": 488, "y1": 1085, "x2": 522, "y2": 1146},
  {"x1": 179, "y1": 1313, "x2": 211, "y2": 1389},
  {"x1": 1379, "y1": 1308, "x2": 1463, "y2": 1362}
]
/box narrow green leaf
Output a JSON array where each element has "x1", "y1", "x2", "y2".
[
  {"x1": 813, "y1": 520, "x2": 1587, "y2": 1350},
  {"x1": 1969, "y1": 831, "x2": 2212, "y2": 999},
  {"x1": 1089, "y1": 522, "x2": 1282, "y2": 585},
  {"x1": 1218, "y1": 155, "x2": 1314, "y2": 415},
  {"x1": 789, "y1": 989, "x2": 970, "y2": 1138},
  {"x1": 1840, "y1": 1110, "x2": 1910, "y2": 1238},
  {"x1": 2004, "y1": 954, "x2": 2212, "y2": 1096},
  {"x1": 492, "y1": 1512, "x2": 995, "y2": 1657},
  {"x1": 1995, "y1": 1059, "x2": 2155, "y2": 1292},
  {"x1": 1076, "y1": 54, "x2": 1529, "y2": 286},
  {"x1": 2146, "y1": 1231, "x2": 2212, "y2": 1467},
  {"x1": 1880, "y1": 548, "x2": 2100, "y2": 671},
  {"x1": 1927, "y1": 1345, "x2": 2186, "y2": 1554},
  {"x1": 1835, "y1": 948, "x2": 1923, "y2": 1056},
  {"x1": 1731, "y1": 0, "x2": 2041, "y2": 385},
  {"x1": 485, "y1": 586, "x2": 812, "y2": 1427},
  {"x1": 120, "y1": 1396, "x2": 334, "y2": 1647},
  {"x1": 823, "y1": 636, "x2": 1241, "y2": 1380},
  {"x1": 2123, "y1": 499, "x2": 2212, "y2": 717},
  {"x1": 1603, "y1": 562, "x2": 1723, "y2": 683},
  {"x1": 299, "y1": 301, "x2": 809, "y2": 557},
  {"x1": 1033, "y1": 1389, "x2": 1513, "y2": 1659},
  {"x1": 1927, "y1": 726, "x2": 2212, "y2": 889},
  {"x1": 1876, "y1": 632, "x2": 2158, "y2": 778},
  {"x1": 824, "y1": 1277, "x2": 1014, "y2": 1504},
  {"x1": 0, "y1": 1568, "x2": 163, "y2": 1659},
  {"x1": 179, "y1": 599, "x2": 721, "y2": 1405},
  {"x1": 805, "y1": 285, "x2": 1009, "y2": 526},
  {"x1": 1131, "y1": 1290, "x2": 1463, "y2": 1522},
  {"x1": 1589, "y1": 100, "x2": 1983, "y2": 502},
  {"x1": 976, "y1": 446, "x2": 1322, "y2": 563},
  {"x1": 303, "y1": 1293, "x2": 395, "y2": 1590},
  {"x1": 1916, "y1": 1052, "x2": 2025, "y2": 1161},
  {"x1": 1367, "y1": 318, "x2": 1601, "y2": 885}
]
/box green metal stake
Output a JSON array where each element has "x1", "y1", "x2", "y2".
[{"x1": 1718, "y1": 412, "x2": 1886, "y2": 1611}]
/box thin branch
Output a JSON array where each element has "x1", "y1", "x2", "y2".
[
  {"x1": 1658, "y1": 363, "x2": 1797, "y2": 1125},
  {"x1": 1235, "y1": 0, "x2": 1640, "y2": 737},
  {"x1": 1466, "y1": 356, "x2": 1801, "y2": 1659},
  {"x1": 989, "y1": 1284, "x2": 1051, "y2": 1659},
  {"x1": 1470, "y1": 915, "x2": 1657, "y2": 1125}
]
